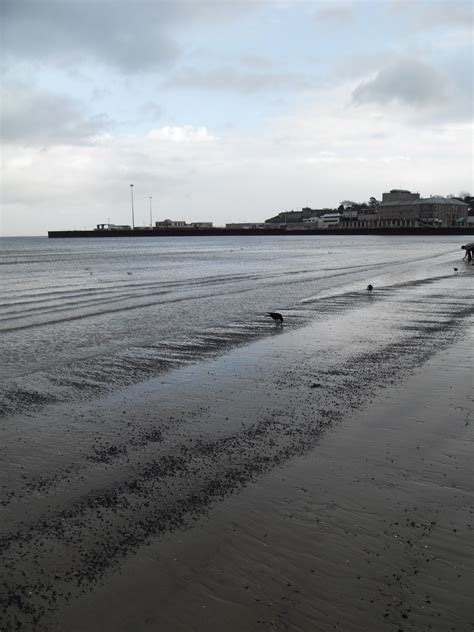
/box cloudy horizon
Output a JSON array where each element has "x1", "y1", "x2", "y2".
[{"x1": 1, "y1": 0, "x2": 473, "y2": 236}]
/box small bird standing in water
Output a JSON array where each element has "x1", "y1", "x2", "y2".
[
  {"x1": 367, "y1": 284, "x2": 373, "y2": 293},
  {"x1": 267, "y1": 312, "x2": 283, "y2": 325}
]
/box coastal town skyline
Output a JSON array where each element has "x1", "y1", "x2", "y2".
[
  {"x1": 2, "y1": 0, "x2": 473, "y2": 236},
  {"x1": 68, "y1": 187, "x2": 473, "y2": 233}
]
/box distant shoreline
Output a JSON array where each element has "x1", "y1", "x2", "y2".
[{"x1": 48, "y1": 227, "x2": 474, "y2": 238}]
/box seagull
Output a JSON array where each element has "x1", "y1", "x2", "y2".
[
  {"x1": 367, "y1": 284, "x2": 373, "y2": 292},
  {"x1": 267, "y1": 312, "x2": 283, "y2": 324}
]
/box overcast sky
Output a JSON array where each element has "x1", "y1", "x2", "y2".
[{"x1": 1, "y1": 0, "x2": 473, "y2": 235}]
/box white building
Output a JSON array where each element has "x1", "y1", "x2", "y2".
[
  {"x1": 95, "y1": 223, "x2": 131, "y2": 231},
  {"x1": 303, "y1": 213, "x2": 341, "y2": 228}
]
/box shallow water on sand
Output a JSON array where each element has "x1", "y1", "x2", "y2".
[
  {"x1": 0, "y1": 234, "x2": 470, "y2": 416},
  {"x1": 1, "y1": 234, "x2": 474, "y2": 631}
]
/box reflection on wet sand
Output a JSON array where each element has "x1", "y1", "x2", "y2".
[{"x1": 1, "y1": 268, "x2": 473, "y2": 631}]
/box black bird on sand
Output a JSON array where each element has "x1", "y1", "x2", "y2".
[
  {"x1": 367, "y1": 284, "x2": 373, "y2": 292},
  {"x1": 267, "y1": 312, "x2": 283, "y2": 324}
]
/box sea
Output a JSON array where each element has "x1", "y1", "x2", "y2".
[
  {"x1": 0, "y1": 234, "x2": 470, "y2": 417},
  {"x1": 2, "y1": 232, "x2": 474, "y2": 632}
]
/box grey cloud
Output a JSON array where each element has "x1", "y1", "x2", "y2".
[
  {"x1": 332, "y1": 52, "x2": 394, "y2": 81},
  {"x1": 315, "y1": 4, "x2": 356, "y2": 25},
  {"x1": 165, "y1": 67, "x2": 312, "y2": 93},
  {"x1": 140, "y1": 101, "x2": 164, "y2": 121},
  {"x1": 387, "y1": 0, "x2": 473, "y2": 30},
  {"x1": 1, "y1": 0, "x2": 263, "y2": 73},
  {"x1": 352, "y1": 59, "x2": 445, "y2": 107},
  {"x1": 1, "y1": 82, "x2": 110, "y2": 145},
  {"x1": 240, "y1": 55, "x2": 275, "y2": 70},
  {"x1": 1, "y1": 0, "x2": 177, "y2": 73}
]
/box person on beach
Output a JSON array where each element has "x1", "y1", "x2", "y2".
[{"x1": 461, "y1": 242, "x2": 474, "y2": 261}]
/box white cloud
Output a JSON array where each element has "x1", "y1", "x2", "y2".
[
  {"x1": 301, "y1": 151, "x2": 339, "y2": 164},
  {"x1": 1, "y1": 0, "x2": 472, "y2": 236},
  {"x1": 380, "y1": 155, "x2": 411, "y2": 163},
  {"x1": 2, "y1": 82, "x2": 472, "y2": 236},
  {"x1": 147, "y1": 126, "x2": 218, "y2": 142}
]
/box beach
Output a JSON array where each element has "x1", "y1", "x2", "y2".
[
  {"x1": 56, "y1": 329, "x2": 474, "y2": 632},
  {"x1": 0, "y1": 236, "x2": 473, "y2": 631}
]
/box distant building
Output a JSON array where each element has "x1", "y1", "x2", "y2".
[
  {"x1": 263, "y1": 189, "x2": 469, "y2": 230},
  {"x1": 340, "y1": 208, "x2": 358, "y2": 220},
  {"x1": 225, "y1": 222, "x2": 274, "y2": 229},
  {"x1": 356, "y1": 212, "x2": 379, "y2": 225},
  {"x1": 321, "y1": 213, "x2": 341, "y2": 226},
  {"x1": 378, "y1": 191, "x2": 468, "y2": 227},
  {"x1": 190, "y1": 222, "x2": 213, "y2": 228},
  {"x1": 382, "y1": 189, "x2": 420, "y2": 203},
  {"x1": 155, "y1": 219, "x2": 187, "y2": 228},
  {"x1": 95, "y1": 223, "x2": 131, "y2": 231},
  {"x1": 303, "y1": 213, "x2": 341, "y2": 227}
]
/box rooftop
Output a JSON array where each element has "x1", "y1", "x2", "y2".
[{"x1": 379, "y1": 197, "x2": 468, "y2": 207}]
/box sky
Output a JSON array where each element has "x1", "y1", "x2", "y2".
[{"x1": 1, "y1": 0, "x2": 473, "y2": 236}]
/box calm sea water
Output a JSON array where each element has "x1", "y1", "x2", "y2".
[{"x1": 0, "y1": 234, "x2": 469, "y2": 415}]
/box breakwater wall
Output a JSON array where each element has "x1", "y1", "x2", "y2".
[{"x1": 48, "y1": 227, "x2": 474, "y2": 238}]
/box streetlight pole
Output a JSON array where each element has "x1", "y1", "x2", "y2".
[
  {"x1": 149, "y1": 196, "x2": 153, "y2": 228},
  {"x1": 130, "y1": 184, "x2": 135, "y2": 229}
]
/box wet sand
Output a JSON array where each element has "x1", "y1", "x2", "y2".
[
  {"x1": 57, "y1": 333, "x2": 474, "y2": 632},
  {"x1": 1, "y1": 270, "x2": 473, "y2": 631}
]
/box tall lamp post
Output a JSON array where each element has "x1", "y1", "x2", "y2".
[
  {"x1": 130, "y1": 184, "x2": 135, "y2": 229},
  {"x1": 149, "y1": 196, "x2": 153, "y2": 228}
]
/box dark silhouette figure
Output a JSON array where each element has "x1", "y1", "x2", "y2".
[
  {"x1": 267, "y1": 312, "x2": 283, "y2": 324},
  {"x1": 461, "y1": 243, "x2": 474, "y2": 261},
  {"x1": 454, "y1": 268, "x2": 458, "y2": 272},
  {"x1": 367, "y1": 284, "x2": 373, "y2": 292}
]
